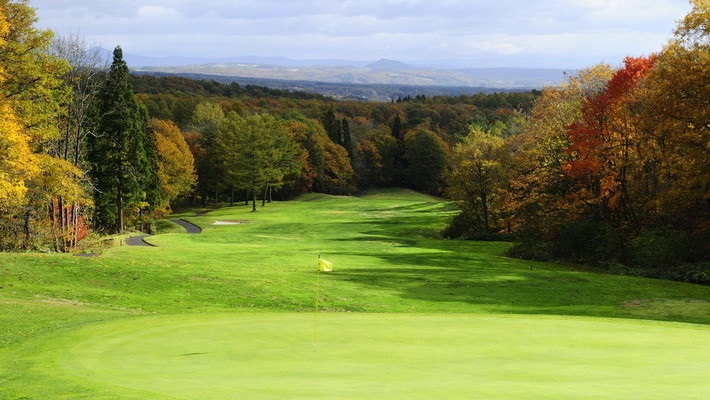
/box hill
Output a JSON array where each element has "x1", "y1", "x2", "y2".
[{"x1": 129, "y1": 56, "x2": 572, "y2": 100}]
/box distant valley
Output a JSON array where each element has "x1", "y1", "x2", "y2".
[{"x1": 126, "y1": 54, "x2": 573, "y2": 101}]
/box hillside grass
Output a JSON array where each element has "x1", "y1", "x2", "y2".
[{"x1": 0, "y1": 189, "x2": 708, "y2": 399}]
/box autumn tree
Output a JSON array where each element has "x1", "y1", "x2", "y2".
[
  {"x1": 287, "y1": 117, "x2": 354, "y2": 194},
  {"x1": 350, "y1": 120, "x2": 397, "y2": 188},
  {"x1": 0, "y1": 0, "x2": 90, "y2": 250},
  {"x1": 0, "y1": 103, "x2": 36, "y2": 210},
  {"x1": 151, "y1": 119, "x2": 197, "y2": 212},
  {"x1": 503, "y1": 64, "x2": 614, "y2": 241},
  {"x1": 282, "y1": 120, "x2": 319, "y2": 192},
  {"x1": 0, "y1": 0, "x2": 68, "y2": 144},
  {"x1": 87, "y1": 46, "x2": 159, "y2": 233},
  {"x1": 446, "y1": 126, "x2": 506, "y2": 235},
  {"x1": 635, "y1": 0, "x2": 709, "y2": 231}
]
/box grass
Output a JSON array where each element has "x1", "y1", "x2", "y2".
[{"x1": 0, "y1": 189, "x2": 708, "y2": 399}]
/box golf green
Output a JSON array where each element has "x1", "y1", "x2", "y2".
[{"x1": 57, "y1": 313, "x2": 708, "y2": 399}]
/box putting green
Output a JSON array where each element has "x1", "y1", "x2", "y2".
[{"x1": 57, "y1": 314, "x2": 708, "y2": 399}]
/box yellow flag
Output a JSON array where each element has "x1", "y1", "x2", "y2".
[{"x1": 317, "y1": 258, "x2": 333, "y2": 272}]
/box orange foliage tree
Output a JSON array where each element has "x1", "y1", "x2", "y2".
[{"x1": 563, "y1": 56, "x2": 657, "y2": 228}]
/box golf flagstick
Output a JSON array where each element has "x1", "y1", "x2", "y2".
[
  {"x1": 314, "y1": 255, "x2": 321, "y2": 345},
  {"x1": 314, "y1": 255, "x2": 333, "y2": 345}
]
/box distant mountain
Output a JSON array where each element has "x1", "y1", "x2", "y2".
[
  {"x1": 119, "y1": 50, "x2": 574, "y2": 99},
  {"x1": 133, "y1": 60, "x2": 572, "y2": 90},
  {"x1": 365, "y1": 58, "x2": 420, "y2": 71}
]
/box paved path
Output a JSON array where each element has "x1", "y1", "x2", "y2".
[
  {"x1": 124, "y1": 235, "x2": 154, "y2": 247},
  {"x1": 124, "y1": 219, "x2": 202, "y2": 246},
  {"x1": 170, "y1": 219, "x2": 202, "y2": 234}
]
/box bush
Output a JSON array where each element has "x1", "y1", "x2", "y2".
[
  {"x1": 552, "y1": 220, "x2": 622, "y2": 265},
  {"x1": 443, "y1": 209, "x2": 513, "y2": 241},
  {"x1": 505, "y1": 241, "x2": 554, "y2": 262},
  {"x1": 628, "y1": 228, "x2": 700, "y2": 270},
  {"x1": 681, "y1": 263, "x2": 709, "y2": 284}
]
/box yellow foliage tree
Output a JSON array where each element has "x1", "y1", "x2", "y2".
[
  {"x1": 151, "y1": 118, "x2": 197, "y2": 213},
  {"x1": 635, "y1": 0, "x2": 709, "y2": 231},
  {"x1": 1, "y1": 1, "x2": 86, "y2": 250},
  {"x1": 0, "y1": 103, "x2": 38, "y2": 208}
]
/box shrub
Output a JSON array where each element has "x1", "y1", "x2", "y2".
[
  {"x1": 628, "y1": 228, "x2": 699, "y2": 270},
  {"x1": 552, "y1": 220, "x2": 622, "y2": 265}
]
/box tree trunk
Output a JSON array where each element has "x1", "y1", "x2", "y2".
[
  {"x1": 71, "y1": 202, "x2": 79, "y2": 249},
  {"x1": 59, "y1": 196, "x2": 66, "y2": 252},
  {"x1": 117, "y1": 190, "x2": 124, "y2": 233},
  {"x1": 252, "y1": 188, "x2": 257, "y2": 212},
  {"x1": 49, "y1": 199, "x2": 59, "y2": 252},
  {"x1": 23, "y1": 208, "x2": 32, "y2": 250}
]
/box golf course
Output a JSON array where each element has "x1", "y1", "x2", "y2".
[{"x1": 1, "y1": 190, "x2": 708, "y2": 399}]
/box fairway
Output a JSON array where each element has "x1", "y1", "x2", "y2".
[
  {"x1": 1, "y1": 190, "x2": 708, "y2": 399},
  {"x1": 58, "y1": 313, "x2": 708, "y2": 399}
]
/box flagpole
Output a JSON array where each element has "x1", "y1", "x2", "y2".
[{"x1": 314, "y1": 255, "x2": 321, "y2": 345}]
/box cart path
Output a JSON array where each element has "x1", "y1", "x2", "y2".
[
  {"x1": 124, "y1": 219, "x2": 202, "y2": 246},
  {"x1": 124, "y1": 235, "x2": 154, "y2": 247},
  {"x1": 171, "y1": 218, "x2": 202, "y2": 234}
]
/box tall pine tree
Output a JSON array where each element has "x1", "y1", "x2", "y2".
[{"x1": 87, "y1": 46, "x2": 159, "y2": 233}]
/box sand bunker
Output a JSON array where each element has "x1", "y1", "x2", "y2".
[{"x1": 212, "y1": 220, "x2": 247, "y2": 225}]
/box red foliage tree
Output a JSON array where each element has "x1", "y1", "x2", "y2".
[{"x1": 563, "y1": 56, "x2": 657, "y2": 224}]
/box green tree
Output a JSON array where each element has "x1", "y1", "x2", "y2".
[
  {"x1": 87, "y1": 46, "x2": 159, "y2": 233},
  {"x1": 191, "y1": 102, "x2": 225, "y2": 205},
  {"x1": 321, "y1": 106, "x2": 341, "y2": 145},
  {"x1": 404, "y1": 127, "x2": 448, "y2": 194},
  {"x1": 220, "y1": 113, "x2": 301, "y2": 211}
]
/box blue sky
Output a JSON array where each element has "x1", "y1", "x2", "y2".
[{"x1": 31, "y1": 0, "x2": 691, "y2": 68}]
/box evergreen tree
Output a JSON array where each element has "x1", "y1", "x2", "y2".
[
  {"x1": 390, "y1": 113, "x2": 407, "y2": 182},
  {"x1": 404, "y1": 127, "x2": 448, "y2": 194},
  {"x1": 191, "y1": 102, "x2": 225, "y2": 205},
  {"x1": 321, "y1": 106, "x2": 341, "y2": 145},
  {"x1": 87, "y1": 46, "x2": 159, "y2": 233},
  {"x1": 341, "y1": 118, "x2": 353, "y2": 158}
]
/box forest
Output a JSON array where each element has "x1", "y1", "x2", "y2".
[{"x1": 0, "y1": 0, "x2": 707, "y2": 283}]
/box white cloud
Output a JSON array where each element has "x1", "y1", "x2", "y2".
[{"x1": 29, "y1": 0, "x2": 692, "y2": 67}]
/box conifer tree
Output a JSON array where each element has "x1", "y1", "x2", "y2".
[
  {"x1": 87, "y1": 46, "x2": 159, "y2": 233},
  {"x1": 341, "y1": 118, "x2": 353, "y2": 158}
]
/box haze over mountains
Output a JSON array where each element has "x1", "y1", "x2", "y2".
[{"x1": 117, "y1": 50, "x2": 573, "y2": 100}]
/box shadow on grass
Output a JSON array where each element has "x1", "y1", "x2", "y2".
[
  {"x1": 324, "y1": 209, "x2": 678, "y2": 317},
  {"x1": 331, "y1": 249, "x2": 625, "y2": 313}
]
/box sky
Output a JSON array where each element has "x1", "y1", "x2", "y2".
[{"x1": 30, "y1": 0, "x2": 692, "y2": 69}]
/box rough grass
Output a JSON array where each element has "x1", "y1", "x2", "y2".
[{"x1": 0, "y1": 189, "x2": 708, "y2": 399}]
